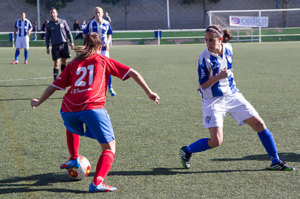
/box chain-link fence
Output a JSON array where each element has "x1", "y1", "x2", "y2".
[{"x1": 1, "y1": 0, "x2": 300, "y2": 31}]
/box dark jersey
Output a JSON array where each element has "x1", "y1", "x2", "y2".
[{"x1": 45, "y1": 18, "x2": 74, "y2": 48}]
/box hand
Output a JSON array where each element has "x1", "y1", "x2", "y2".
[
  {"x1": 31, "y1": 98, "x2": 40, "y2": 109},
  {"x1": 105, "y1": 44, "x2": 109, "y2": 51},
  {"x1": 218, "y1": 66, "x2": 229, "y2": 79},
  {"x1": 197, "y1": 88, "x2": 200, "y2": 92},
  {"x1": 46, "y1": 48, "x2": 50, "y2": 54},
  {"x1": 70, "y1": 43, "x2": 75, "y2": 50},
  {"x1": 148, "y1": 92, "x2": 160, "y2": 104}
]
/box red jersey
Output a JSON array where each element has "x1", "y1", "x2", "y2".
[{"x1": 51, "y1": 53, "x2": 131, "y2": 112}]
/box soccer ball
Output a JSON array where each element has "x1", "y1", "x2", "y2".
[{"x1": 67, "y1": 155, "x2": 91, "y2": 180}]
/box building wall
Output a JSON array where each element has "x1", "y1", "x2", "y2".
[{"x1": 1, "y1": 0, "x2": 300, "y2": 31}]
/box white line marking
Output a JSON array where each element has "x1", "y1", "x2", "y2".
[{"x1": 0, "y1": 76, "x2": 52, "y2": 82}]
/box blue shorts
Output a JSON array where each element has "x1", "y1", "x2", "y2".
[{"x1": 60, "y1": 108, "x2": 115, "y2": 144}]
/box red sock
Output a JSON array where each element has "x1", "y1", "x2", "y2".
[
  {"x1": 93, "y1": 150, "x2": 115, "y2": 185},
  {"x1": 66, "y1": 129, "x2": 80, "y2": 160}
]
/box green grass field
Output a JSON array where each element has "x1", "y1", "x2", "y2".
[
  {"x1": 1, "y1": 27, "x2": 300, "y2": 47},
  {"x1": 0, "y1": 43, "x2": 299, "y2": 199}
]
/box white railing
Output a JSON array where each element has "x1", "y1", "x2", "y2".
[
  {"x1": 1, "y1": 27, "x2": 300, "y2": 47},
  {"x1": 208, "y1": 8, "x2": 300, "y2": 43}
]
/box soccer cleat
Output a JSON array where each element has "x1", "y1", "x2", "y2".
[
  {"x1": 267, "y1": 161, "x2": 295, "y2": 171},
  {"x1": 180, "y1": 146, "x2": 192, "y2": 169},
  {"x1": 60, "y1": 158, "x2": 80, "y2": 169},
  {"x1": 11, "y1": 60, "x2": 18, "y2": 64},
  {"x1": 24, "y1": 60, "x2": 28, "y2": 64},
  {"x1": 108, "y1": 88, "x2": 116, "y2": 96},
  {"x1": 89, "y1": 181, "x2": 117, "y2": 192}
]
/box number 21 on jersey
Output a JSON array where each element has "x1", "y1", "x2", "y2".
[{"x1": 75, "y1": 65, "x2": 94, "y2": 87}]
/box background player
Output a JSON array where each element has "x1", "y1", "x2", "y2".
[
  {"x1": 45, "y1": 7, "x2": 74, "y2": 80},
  {"x1": 180, "y1": 25, "x2": 295, "y2": 171},
  {"x1": 11, "y1": 12, "x2": 32, "y2": 64},
  {"x1": 30, "y1": 32, "x2": 160, "y2": 192},
  {"x1": 103, "y1": 12, "x2": 112, "y2": 23},
  {"x1": 83, "y1": 7, "x2": 116, "y2": 96}
]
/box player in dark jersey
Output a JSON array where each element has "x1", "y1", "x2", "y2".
[
  {"x1": 45, "y1": 8, "x2": 74, "y2": 80},
  {"x1": 31, "y1": 32, "x2": 160, "y2": 192}
]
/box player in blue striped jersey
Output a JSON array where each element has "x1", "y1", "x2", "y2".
[
  {"x1": 180, "y1": 25, "x2": 295, "y2": 171},
  {"x1": 11, "y1": 12, "x2": 32, "y2": 64},
  {"x1": 83, "y1": 7, "x2": 116, "y2": 96}
]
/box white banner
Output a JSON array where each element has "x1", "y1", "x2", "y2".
[{"x1": 229, "y1": 16, "x2": 269, "y2": 27}]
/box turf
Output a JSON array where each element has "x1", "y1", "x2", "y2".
[
  {"x1": 0, "y1": 43, "x2": 299, "y2": 199},
  {"x1": 1, "y1": 27, "x2": 300, "y2": 47}
]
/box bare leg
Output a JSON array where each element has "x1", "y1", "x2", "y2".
[{"x1": 208, "y1": 127, "x2": 224, "y2": 148}]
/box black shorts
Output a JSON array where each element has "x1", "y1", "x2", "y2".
[{"x1": 51, "y1": 42, "x2": 71, "y2": 60}]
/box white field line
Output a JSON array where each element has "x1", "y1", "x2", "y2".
[
  {"x1": 0, "y1": 76, "x2": 52, "y2": 82},
  {"x1": 0, "y1": 57, "x2": 50, "y2": 60}
]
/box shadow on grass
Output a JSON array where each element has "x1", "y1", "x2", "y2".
[
  {"x1": 106, "y1": 167, "x2": 265, "y2": 176},
  {"x1": 0, "y1": 172, "x2": 87, "y2": 194},
  {"x1": 211, "y1": 152, "x2": 300, "y2": 162},
  {"x1": 0, "y1": 166, "x2": 265, "y2": 195},
  {"x1": 1, "y1": 153, "x2": 297, "y2": 194},
  {"x1": 0, "y1": 187, "x2": 86, "y2": 194}
]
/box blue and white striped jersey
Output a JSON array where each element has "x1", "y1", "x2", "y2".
[
  {"x1": 15, "y1": 18, "x2": 32, "y2": 37},
  {"x1": 198, "y1": 43, "x2": 239, "y2": 99},
  {"x1": 83, "y1": 19, "x2": 113, "y2": 47},
  {"x1": 81, "y1": 24, "x2": 86, "y2": 31}
]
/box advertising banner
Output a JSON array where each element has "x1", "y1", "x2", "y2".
[{"x1": 230, "y1": 16, "x2": 269, "y2": 27}]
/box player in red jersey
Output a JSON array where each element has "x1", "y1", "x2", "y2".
[{"x1": 31, "y1": 32, "x2": 160, "y2": 192}]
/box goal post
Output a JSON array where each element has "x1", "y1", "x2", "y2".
[{"x1": 207, "y1": 8, "x2": 300, "y2": 43}]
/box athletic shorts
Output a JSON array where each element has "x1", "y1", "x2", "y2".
[
  {"x1": 15, "y1": 36, "x2": 29, "y2": 49},
  {"x1": 60, "y1": 108, "x2": 115, "y2": 144},
  {"x1": 101, "y1": 50, "x2": 109, "y2": 57},
  {"x1": 202, "y1": 92, "x2": 259, "y2": 128},
  {"x1": 51, "y1": 42, "x2": 71, "y2": 60}
]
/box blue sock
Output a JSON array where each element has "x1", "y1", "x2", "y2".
[
  {"x1": 257, "y1": 128, "x2": 280, "y2": 164},
  {"x1": 24, "y1": 49, "x2": 28, "y2": 60},
  {"x1": 108, "y1": 75, "x2": 112, "y2": 89},
  {"x1": 185, "y1": 138, "x2": 211, "y2": 154},
  {"x1": 15, "y1": 49, "x2": 20, "y2": 61},
  {"x1": 24, "y1": 49, "x2": 28, "y2": 61}
]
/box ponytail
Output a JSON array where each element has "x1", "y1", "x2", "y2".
[
  {"x1": 74, "y1": 32, "x2": 103, "y2": 60},
  {"x1": 89, "y1": 16, "x2": 95, "y2": 21},
  {"x1": 222, "y1": 29, "x2": 232, "y2": 43}
]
